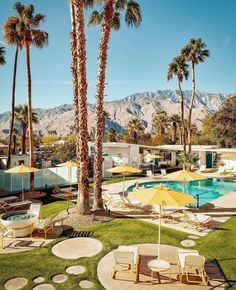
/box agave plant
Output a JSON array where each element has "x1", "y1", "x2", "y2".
[{"x1": 177, "y1": 153, "x2": 199, "y2": 170}]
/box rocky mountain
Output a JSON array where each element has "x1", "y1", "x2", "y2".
[{"x1": 0, "y1": 90, "x2": 232, "y2": 137}]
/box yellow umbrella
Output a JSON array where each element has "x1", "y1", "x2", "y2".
[
  {"x1": 165, "y1": 169, "x2": 207, "y2": 195},
  {"x1": 145, "y1": 153, "x2": 163, "y2": 159},
  {"x1": 128, "y1": 184, "x2": 196, "y2": 259},
  {"x1": 5, "y1": 164, "x2": 39, "y2": 200},
  {"x1": 107, "y1": 165, "x2": 141, "y2": 195},
  {"x1": 57, "y1": 160, "x2": 79, "y2": 189}
]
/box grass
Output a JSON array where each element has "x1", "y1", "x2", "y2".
[
  {"x1": 102, "y1": 175, "x2": 142, "y2": 185},
  {"x1": 1, "y1": 201, "x2": 236, "y2": 289},
  {"x1": 40, "y1": 201, "x2": 75, "y2": 219}
]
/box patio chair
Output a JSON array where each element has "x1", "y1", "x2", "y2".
[
  {"x1": 0, "y1": 200, "x2": 31, "y2": 213},
  {"x1": 112, "y1": 245, "x2": 139, "y2": 282},
  {"x1": 31, "y1": 214, "x2": 59, "y2": 239},
  {"x1": 177, "y1": 249, "x2": 209, "y2": 284},
  {"x1": 52, "y1": 186, "x2": 61, "y2": 194},
  {"x1": 151, "y1": 204, "x2": 183, "y2": 222},
  {"x1": 0, "y1": 224, "x2": 13, "y2": 249},
  {"x1": 28, "y1": 203, "x2": 41, "y2": 218},
  {"x1": 183, "y1": 210, "x2": 212, "y2": 231},
  {"x1": 217, "y1": 166, "x2": 226, "y2": 174},
  {"x1": 146, "y1": 170, "x2": 160, "y2": 179}
]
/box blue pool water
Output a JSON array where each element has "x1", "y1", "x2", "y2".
[{"x1": 127, "y1": 179, "x2": 236, "y2": 206}]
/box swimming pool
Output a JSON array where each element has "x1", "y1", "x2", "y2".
[{"x1": 127, "y1": 179, "x2": 236, "y2": 206}]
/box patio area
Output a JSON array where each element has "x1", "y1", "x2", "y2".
[{"x1": 98, "y1": 244, "x2": 226, "y2": 289}]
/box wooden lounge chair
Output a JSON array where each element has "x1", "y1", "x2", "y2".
[
  {"x1": 0, "y1": 200, "x2": 31, "y2": 213},
  {"x1": 120, "y1": 196, "x2": 145, "y2": 210},
  {"x1": 112, "y1": 245, "x2": 139, "y2": 282},
  {"x1": 0, "y1": 196, "x2": 19, "y2": 203},
  {"x1": 177, "y1": 249, "x2": 209, "y2": 284},
  {"x1": 151, "y1": 203, "x2": 183, "y2": 222},
  {"x1": 31, "y1": 214, "x2": 56, "y2": 239},
  {"x1": 183, "y1": 210, "x2": 212, "y2": 231}
]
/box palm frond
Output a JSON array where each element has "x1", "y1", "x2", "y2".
[
  {"x1": 87, "y1": 10, "x2": 103, "y2": 27},
  {"x1": 0, "y1": 46, "x2": 6, "y2": 65},
  {"x1": 125, "y1": 0, "x2": 142, "y2": 27},
  {"x1": 31, "y1": 30, "x2": 48, "y2": 48},
  {"x1": 114, "y1": 0, "x2": 126, "y2": 10},
  {"x1": 13, "y1": 2, "x2": 25, "y2": 16},
  {"x1": 112, "y1": 12, "x2": 120, "y2": 31}
]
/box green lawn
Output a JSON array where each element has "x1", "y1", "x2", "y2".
[{"x1": 0, "y1": 202, "x2": 236, "y2": 289}]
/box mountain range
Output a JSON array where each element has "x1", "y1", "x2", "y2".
[{"x1": 0, "y1": 90, "x2": 233, "y2": 137}]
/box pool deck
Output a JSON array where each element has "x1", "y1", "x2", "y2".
[{"x1": 103, "y1": 177, "x2": 236, "y2": 237}]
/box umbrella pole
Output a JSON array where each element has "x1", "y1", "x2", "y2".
[
  {"x1": 22, "y1": 175, "x2": 24, "y2": 201},
  {"x1": 123, "y1": 174, "x2": 125, "y2": 196},
  {"x1": 157, "y1": 204, "x2": 161, "y2": 259}
]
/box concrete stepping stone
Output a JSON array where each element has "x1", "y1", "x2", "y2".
[
  {"x1": 51, "y1": 274, "x2": 68, "y2": 283},
  {"x1": 32, "y1": 284, "x2": 55, "y2": 290},
  {"x1": 34, "y1": 277, "x2": 45, "y2": 284},
  {"x1": 4, "y1": 277, "x2": 28, "y2": 290},
  {"x1": 180, "y1": 239, "x2": 196, "y2": 247},
  {"x1": 52, "y1": 238, "x2": 103, "y2": 260},
  {"x1": 187, "y1": 234, "x2": 200, "y2": 240},
  {"x1": 79, "y1": 280, "x2": 94, "y2": 289},
  {"x1": 66, "y1": 265, "x2": 86, "y2": 275}
]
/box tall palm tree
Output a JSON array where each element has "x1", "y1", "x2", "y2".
[
  {"x1": 4, "y1": 10, "x2": 24, "y2": 168},
  {"x1": 15, "y1": 104, "x2": 38, "y2": 155},
  {"x1": 152, "y1": 110, "x2": 169, "y2": 138},
  {"x1": 0, "y1": 47, "x2": 6, "y2": 66},
  {"x1": 169, "y1": 114, "x2": 181, "y2": 144},
  {"x1": 13, "y1": 2, "x2": 48, "y2": 190},
  {"x1": 88, "y1": 0, "x2": 142, "y2": 210},
  {"x1": 181, "y1": 38, "x2": 209, "y2": 153},
  {"x1": 69, "y1": 0, "x2": 94, "y2": 214},
  {"x1": 125, "y1": 118, "x2": 145, "y2": 144},
  {"x1": 167, "y1": 55, "x2": 189, "y2": 153}
]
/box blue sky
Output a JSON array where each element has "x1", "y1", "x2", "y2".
[{"x1": 0, "y1": 0, "x2": 235, "y2": 113}]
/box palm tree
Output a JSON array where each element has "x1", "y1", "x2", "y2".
[
  {"x1": 106, "y1": 127, "x2": 117, "y2": 142},
  {"x1": 167, "y1": 55, "x2": 189, "y2": 153},
  {"x1": 88, "y1": 0, "x2": 142, "y2": 210},
  {"x1": 15, "y1": 104, "x2": 38, "y2": 155},
  {"x1": 125, "y1": 118, "x2": 145, "y2": 144},
  {"x1": 0, "y1": 47, "x2": 6, "y2": 66},
  {"x1": 181, "y1": 38, "x2": 209, "y2": 153},
  {"x1": 169, "y1": 114, "x2": 181, "y2": 144},
  {"x1": 152, "y1": 110, "x2": 169, "y2": 138},
  {"x1": 3, "y1": 10, "x2": 24, "y2": 168},
  {"x1": 12, "y1": 127, "x2": 19, "y2": 154},
  {"x1": 69, "y1": 0, "x2": 94, "y2": 214},
  {"x1": 13, "y1": 2, "x2": 48, "y2": 190}
]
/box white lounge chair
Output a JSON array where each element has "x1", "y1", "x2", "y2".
[
  {"x1": 103, "y1": 193, "x2": 124, "y2": 208},
  {"x1": 183, "y1": 211, "x2": 212, "y2": 231},
  {"x1": 161, "y1": 169, "x2": 167, "y2": 176},
  {"x1": 151, "y1": 204, "x2": 183, "y2": 222},
  {"x1": 146, "y1": 170, "x2": 160, "y2": 179},
  {"x1": 217, "y1": 166, "x2": 226, "y2": 174},
  {"x1": 177, "y1": 249, "x2": 209, "y2": 284},
  {"x1": 112, "y1": 245, "x2": 139, "y2": 282},
  {"x1": 198, "y1": 165, "x2": 206, "y2": 172},
  {"x1": 120, "y1": 196, "x2": 145, "y2": 210}
]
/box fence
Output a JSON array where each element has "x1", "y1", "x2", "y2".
[{"x1": 0, "y1": 167, "x2": 78, "y2": 193}]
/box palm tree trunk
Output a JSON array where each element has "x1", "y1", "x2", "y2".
[
  {"x1": 7, "y1": 45, "x2": 19, "y2": 168},
  {"x1": 172, "y1": 122, "x2": 177, "y2": 144},
  {"x1": 13, "y1": 133, "x2": 16, "y2": 154},
  {"x1": 188, "y1": 61, "x2": 195, "y2": 154},
  {"x1": 93, "y1": 0, "x2": 114, "y2": 211},
  {"x1": 178, "y1": 78, "x2": 186, "y2": 155},
  {"x1": 26, "y1": 41, "x2": 35, "y2": 191},
  {"x1": 69, "y1": 0, "x2": 81, "y2": 207},
  {"x1": 74, "y1": 0, "x2": 90, "y2": 214},
  {"x1": 22, "y1": 126, "x2": 27, "y2": 154}
]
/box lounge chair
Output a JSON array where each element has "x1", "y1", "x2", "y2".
[
  {"x1": 146, "y1": 170, "x2": 160, "y2": 179},
  {"x1": 31, "y1": 214, "x2": 57, "y2": 239},
  {"x1": 161, "y1": 169, "x2": 167, "y2": 176},
  {"x1": 112, "y1": 245, "x2": 139, "y2": 282},
  {"x1": 177, "y1": 249, "x2": 209, "y2": 284},
  {"x1": 0, "y1": 200, "x2": 31, "y2": 213},
  {"x1": 103, "y1": 193, "x2": 125, "y2": 208},
  {"x1": 198, "y1": 165, "x2": 206, "y2": 172},
  {"x1": 120, "y1": 196, "x2": 145, "y2": 210},
  {"x1": 0, "y1": 224, "x2": 13, "y2": 249},
  {"x1": 151, "y1": 204, "x2": 183, "y2": 222},
  {"x1": 217, "y1": 166, "x2": 226, "y2": 174},
  {"x1": 183, "y1": 211, "x2": 212, "y2": 231},
  {"x1": 0, "y1": 196, "x2": 19, "y2": 203}
]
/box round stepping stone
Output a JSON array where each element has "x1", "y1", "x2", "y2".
[
  {"x1": 180, "y1": 239, "x2": 196, "y2": 247},
  {"x1": 4, "y1": 277, "x2": 28, "y2": 290},
  {"x1": 187, "y1": 234, "x2": 200, "y2": 240},
  {"x1": 66, "y1": 265, "x2": 86, "y2": 275},
  {"x1": 34, "y1": 277, "x2": 45, "y2": 284},
  {"x1": 79, "y1": 280, "x2": 94, "y2": 289},
  {"x1": 32, "y1": 284, "x2": 55, "y2": 290},
  {"x1": 51, "y1": 274, "x2": 68, "y2": 283},
  {"x1": 52, "y1": 238, "x2": 103, "y2": 260}
]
